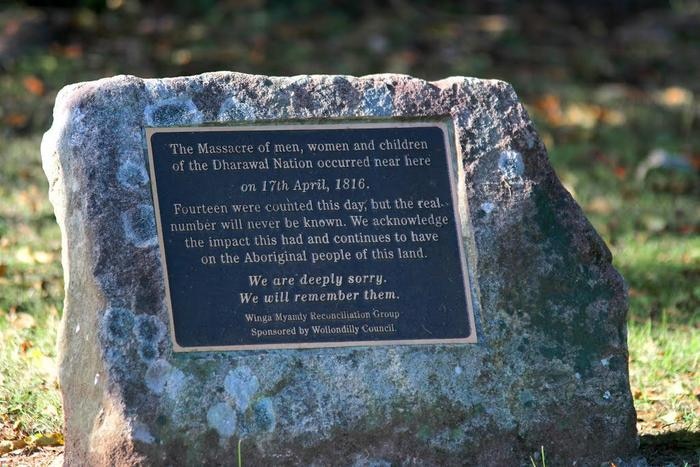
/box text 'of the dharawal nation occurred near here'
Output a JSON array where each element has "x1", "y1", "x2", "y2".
[{"x1": 146, "y1": 121, "x2": 477, "y2": 351}]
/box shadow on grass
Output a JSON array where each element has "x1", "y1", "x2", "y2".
[{"x1": 640, "y1": 430, "x2": 700, "y2": 466}]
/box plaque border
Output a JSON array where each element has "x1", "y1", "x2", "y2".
[{"x1": 146, "y1": 119, "x2": 478, "y2": 352}]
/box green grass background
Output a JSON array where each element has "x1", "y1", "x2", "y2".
[{"x1": 0, "y1": 1, "x2": 698, "y2": 464}]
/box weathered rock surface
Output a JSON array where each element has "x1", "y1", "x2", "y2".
[{"x1": 42, "y1": 72, "x2": 637, "y2": 466}]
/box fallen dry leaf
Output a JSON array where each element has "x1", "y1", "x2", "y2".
[
  {"x1": 628, "y1": 288, "x2": 642, "y2": 298},
  {"x1": 613, "y1": 166, "x2": 627, "y2": 180},
  {"x1": 654, "y1": 86, "x2": 693, "y2": 107},
  {"x1": 564, "y1": 103, "x2": 599, "y2": 129},
  {"x1": 17, "y1": 186, "x2": 41, "y2": 213},
  {"x1": 24, "y1": 432, "x2": 64, "y2": 448},
  {"x1": 660, "y1": 410, "x2": 679, "y2": 425},
  {"x1": 63, "y1": 44, "x2": 83, "y2": 58},
  {"x1": 9, "y1": 312, "x2": 35, "y2": 330},
  {"x1": 14, "y1": 246, "x2": 55, "y2": 265},
  {"x1": 33, "y1": 251, "x2": 54, "y2": 264},
  {"x1": 0, "y1": 438, "x2": 26, "y2": 454},
  {"x1": 534, "y1": 94, "x2": 563, "y2": 126},
  {"x1": 587, "y1": 196, "x2": 614, "y2": 215},
  {"x1": 22, "y1": 75, "x2": 45, "y2": 96},
  {"x1": 4, "y1": 113, "x2": 29, "y2": 128},
  {"x1": 15, "y1": 246, "x2": 34, "y2": 264},
  {"x1": 600, "y1": 108, "x2": 625, "y2": 125},
  {"x1": 667, "y1": 380, "x2": 686, "y2": 396},
  {"x1": 19, "y1": 340, "x2": 33, "y2": 353}
]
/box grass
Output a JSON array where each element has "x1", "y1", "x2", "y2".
[
  {"x1": 0, "y1": 2, "x2": 698, "y2": 464},
  {"x1": 530, "y1": 446, "x2": 547, "y2": 467},
  {"x1": 629, "y1": 321, "x2": 700, "y2": 433},
  {"x1": 0, "y1": 136, "x2": 64, "y2": 450}
]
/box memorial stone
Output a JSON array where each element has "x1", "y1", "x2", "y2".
[{"x1": 42, "y1": 72, "x2": 638, "y2": 466}]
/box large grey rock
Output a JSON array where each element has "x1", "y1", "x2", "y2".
[{"x1": 42, "y1": 72, "x2": 637, "y2": 466}]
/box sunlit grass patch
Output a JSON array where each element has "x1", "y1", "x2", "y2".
[
  {"x1": 629, "y1": 321, "x2": 700, "y2": 465},
  {"x1": 0, "y1": 308, "x2": 62, "y2": 439},
  {"x1": 621, "y1": 235, "x2": 699, "y2": 461},
  {"x1": 0, "y1": 135, "x2": 64, "y2": 448},
  {"x1": 629, "y1": 322, "x2": 700, "y2": 434}
]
